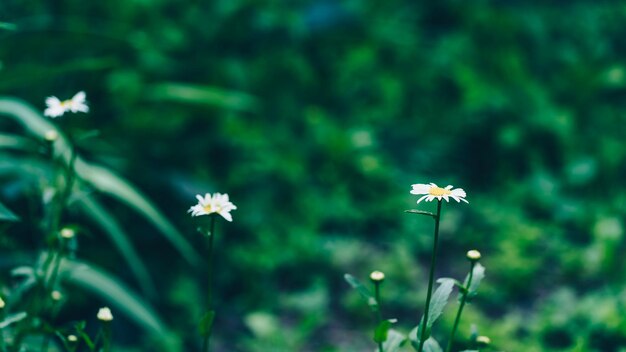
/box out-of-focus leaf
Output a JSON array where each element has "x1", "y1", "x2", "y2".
[
  {"x1": 0, "y1": 133, "x2": 39, "y2": 152},
  {"x1": 0, "y1": 200, "x2": 19, "y2": 221},
  {"x1": 405, "y1": 209, "x2": 436, "y2": 218},
  {"x1": 344, "y1": 273, "x2": 377, "y2": 308},
  {"x1": 377, "y1": 329, "x2": 406, "y2": 352},
  {"x1": 0, "y1": 22, "x2": 17, "y2": 31},
  {"x1": 0, "y1": 97, "x2": 200, "y2": 266},
  {"x1": 0, "y1": 312, "x2": 27, "y2": 328},
  {"x1": 464, "y1": 263, "x2": 485, "y2": 298},
  {"x1": 199, "y1": 310, "x2": 215, "y2": 337},
  {"x1": 423, "y1": 337, "x2": 443, "y2": 352},
  {"x1": 145, "y1": 82, "x2": 260, "y2": 112},
  {"x1": 61, "y1": 260, "x2": 167, "y2": 336},
  {"x1": 373, "y1": 319, "x2": 397, "y2": 343},
  {"x1": 77, "y1": 195, "x2": 156, "y2": 298}
]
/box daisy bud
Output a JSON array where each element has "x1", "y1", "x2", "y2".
[
  {"x1": 51, "y1": 290, "x2": 62, "y2": 301},
  {"x1": 67, "y1": 335, "x2": 78, "y2": 342},
  {"x1": 369, "y1": 271, "x2": 385, "y2": 282},
  {"x1": 476, "y1": 335, "x2": 491, "y2": 346},
  {"x1": 0, "y1": 297, "x2": 5, "y2": 309},
  {"x1": 97, "y1": 307, "x2": 113, "y2": 322},
  {"x1": 466, "y1": 250, "x2": 481, "y2": 261},
  {"x1": 44, "y1": 130, "x2": 59, "y2": 142},
  {"x1": 60, "y1": 228, "x2": 75, "y2": 239}
]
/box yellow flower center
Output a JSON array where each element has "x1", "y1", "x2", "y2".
[
  {"x1": 203, "y1": 204, "x2": 213, "y2": 213},
  {"x1": 60, "y1": 100, "x2": 72, "y2": 108},
  {"x1": 429, "y1": 186, "x2": 452, "y2": 196}
]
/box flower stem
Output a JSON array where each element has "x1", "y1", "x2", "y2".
[
  {"x1": 202, "y1": 215, "x2": 217, "y2": 352},
  {"x1": 374, "y1": 281, "x2": 383, "y2": 352},
  {"x1": 445, "y1": 261, "x2": 475, "y2": 352},
  {"x1": 417, "y1": 200, "x2": 442, "y2": 352}
]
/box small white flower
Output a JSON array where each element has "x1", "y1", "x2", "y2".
[
  {"x1": 67, "y1": 335, "x2": 78, "y2": 342},
  {"x1": 188, "y1": 193, "x2": 237, "y2": 222},
  {"x1": 410, "y1": 183, "x2": 468, "y2": 204},
  {"x1": 97, "y1": 307, "x2": 113, "y2": 322},
  {"x1": 44, "y1": 91, "x2": 89, "y2": 118}
]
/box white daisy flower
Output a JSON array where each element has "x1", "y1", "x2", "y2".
[
  {"x1": 188, "y1": 193, "x2": 237, "y2": 222},
  {"x1": 44, "y1": 91, "x2": 89, "y2": 118},
  {"x1": 410, "y1": 183, "x2": 468, "y2": 204}
]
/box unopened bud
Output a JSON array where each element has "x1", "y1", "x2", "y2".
[
  {"x1": 67, "y1": 335, "x2": 78, "y2": 342},
  {"x1": 0, "y1": 297, "x2": 5, "y2": 309},
  {"x1": 466, "y1": 250, "x2": 481, "y2": 261},
  {"x1": 476, "y1": 335, "x2": 491, "y2": 346},
  {"x1": 60, "y1": 228, "x2": 75, "y2": 239},
  {"x1": 51, "y1": 290, "x2": 62, "y2": 301},
  {"x1": 97, "y1": 307, "x2": 113, "y2": 322},
  {"x1": 369, "y1": 271, "x2": 385, "y2": 282},
  {"x1": 44, "y1": 130, "x2": 59, "y2": 142}
]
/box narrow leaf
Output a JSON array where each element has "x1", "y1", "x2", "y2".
[
  {"x1": 0, "y1": 200, "x2": 19, "y2": 221},
  {"x1": 344, "y1": 274, "x2": 377, "y2": 308},
  {"x1": 61, "y1": 260, "x2": 167, "y2": 336},
  {"x1": 77, "y1": 195, "x2": 156, "y2": 298},
  {"x1": 404, "y1": 209, "x2": 436, "y2": 218},
  {"x1": 145, "y1": 82, "x2": 260, "y2": 113},
  {"x1": 0, "y1": 312, "x2": 27, "y2": 328}
]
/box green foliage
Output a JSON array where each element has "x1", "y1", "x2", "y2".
[
  {"x1": 344, "y1": 273, "x2": 378, "y2": 309},
  {"x1": 2, "y1": 0, "x2": 626, "y2": 350}
]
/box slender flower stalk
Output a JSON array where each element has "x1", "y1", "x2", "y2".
[
  {"x1": 417, "y1": 200, "x2": 442, "y2": 352},
  {"x1": 370, "y1": 271, "x2": 385, "y2": 352},
  {"x1": 202, "y1": 214, "x2": 217, "y2": 352},
  {"x1": 445, "y1": 250, "x2": 480, "y2": 352}
]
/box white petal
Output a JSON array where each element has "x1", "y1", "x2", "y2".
[
  {"x1": 445, "y1": 185, "x2": 453, "y2": 190},
  {"x1": 443, "y1": 195, "x2": 449, "y2": 202},
  {"x1": 219, "y1": 211, "x2": 233, "y2": 222},
  {"x1": 416, "y1": 195, "x2": 429, "y2": 203},
  {"x1": 72, "y1": 91, "x2": 86, "y2": 103}
]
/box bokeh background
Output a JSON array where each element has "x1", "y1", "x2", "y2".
[{"x1": 2, "y1": 1, "x2": 626, "y2": 351}]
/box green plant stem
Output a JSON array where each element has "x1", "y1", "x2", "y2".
[
  {"x1": 417, "y1": 200, "x2": 442, "y2": 352},
  {"x1": 202, "y1": 215, "x2": 217, "y2": 352},
  {"x1": 445, "y1": 261, "x2": 476, "y2": 352},
  {"x1": 374, "y1": 281, "x2": 383, "y2": 352}
]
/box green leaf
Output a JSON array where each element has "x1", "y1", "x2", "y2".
[
  {"x1": 377, "y1": 329, "x2": 406, "y2": 352},
  {"x1": 428, "y1": 279, "x2": 455, "y2": 329},
  {"x1": 0, "y1": 97, "x2": 200, "y2": 266},
  {"x1": 404, "y1": 209, "x2": 436, "y2": 218},
  {"x1": 459, "y1": 350, "x2": 479, "y2": 352},
  {"x1": 344, "y1": 274, "x2": 378, "y2": 309},
  {"x1": 423, "y1": 337, "x2": 443, "y2": 352},
  {"x1": 0, "y1": 22, "x2": 17, "y2": 31},
  {"x1": 61, "y1": 260, "x2": 168, "y2": 336},
  {"x1": 0, "y1": 133, "x2": 39, "y2": 152},
  {"x1": 373, "y1": 319, "x2": 397, "y2": 343},
  {"x1": 410, "y1": 279, "x2": 455, "y2": 348},
  {"x1": 76, "y1": 195, "x2": 156, "y2": 298},
  {"x1": 199, "y1": 310, "x2": 215, "y2": 337},
  {"x1": 0, "y1": 312, "x2": 28, "y2": 328},
  {"x1": 465, "y1": 263, "x2": 485, "y2": 298},
  {"x1": 0, "y1": 200, "x2": 19, "y2": 221},
  {"x1": 145, "y1": 82, "x2": 260, "y2": 113}
]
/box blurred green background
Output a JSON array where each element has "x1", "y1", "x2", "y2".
[{"x1": 2, "y1": 0, "x2": 626, "y2": 351}]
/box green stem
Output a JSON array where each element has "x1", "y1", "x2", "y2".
[
  {"x1": 202, "y1": 215, "x2": 217, "y2": 352},
  {"x1": 445, "y1": 261, "x2": 476, "y2": 352},
  {"x1": 417, "y1": 200, "x2": 442, "y2": 352},
  {"x1": 374, "y1": 282, "x2": 383, "y2": 352}
]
